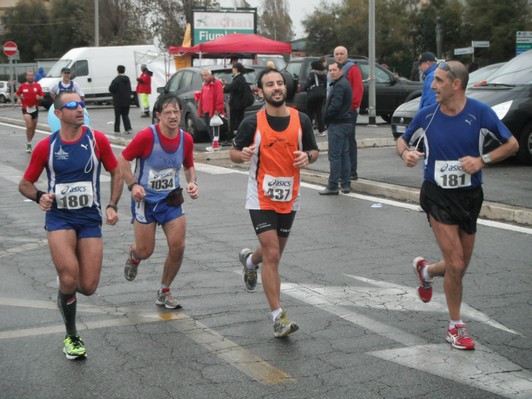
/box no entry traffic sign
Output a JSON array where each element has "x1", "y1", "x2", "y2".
[{"x1": 3, "y1": 41, "x2": 17, "y2": 57}]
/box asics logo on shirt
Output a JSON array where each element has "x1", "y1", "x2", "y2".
[
  {"x1": 60, "y1": 185, "x2": 88, "y2": 195},
  {"x1": 439, "y1": 163, "x2": 463, "y2": 172}
]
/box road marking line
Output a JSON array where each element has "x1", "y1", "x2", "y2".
[
  {"x1": 344, "y1": 275, "x2": 523, "y2": 336},
  {"x1": 370, "y1": 344, "x2": 532, "y2": 399},
  {"x1": 278, "y1": 278, "x2": 532, "y2": 398},
  {"x1": 146, "y1": 312, "x2": 295, "y2": 385},
  {"x1": 0, "y1": 298, "x2": 293, "y2": 385}
]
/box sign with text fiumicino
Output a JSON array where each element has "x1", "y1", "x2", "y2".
[
  {"x1": 516, "y1": 31, "x2": 532, "y2": 55},
  {"x1": 192, "y1": 10, "x2": 256, "y2": 45}
]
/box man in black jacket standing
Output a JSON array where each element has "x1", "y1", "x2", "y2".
[
  {"x1": 320, "y1": 61, "x2": 352, "y2": 195},
  {"x1": 109, "y1": 65, "x2": 133, "y2": 135},
  {"x1": 223, "y1": 62, "x2": 247, "y2": 142}
]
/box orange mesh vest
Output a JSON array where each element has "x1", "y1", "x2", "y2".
[{"x1": 254, "y1": 108, "x2": 303, "y2": 213}]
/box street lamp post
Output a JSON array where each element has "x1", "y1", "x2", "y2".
[
  {"x1": 436, "y1": 17, "x2": 442, "y2": 59},
  {"x1": 94, "y1": 0, "x2": 99, "y2": 46}
]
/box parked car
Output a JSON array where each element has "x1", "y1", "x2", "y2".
[
  {"x1": 0, "y1": 81, "x2": 10, "y2": 103},
  {"x1": 391, "y1": 61, "x2": 507, "y2": 139},
  {"x1": 391, "y1": 51, "x2": 532, "y2": 164},
  {"x1": 283, "y1": 56, "x2": 423, "y2": 122},
  {"x1": 154, "y1": 65, "x2": 264, "y2": 141}
]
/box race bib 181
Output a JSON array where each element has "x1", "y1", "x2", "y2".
[{"x1": 434, "y1": 160, "x2": 471, "y2": 189}]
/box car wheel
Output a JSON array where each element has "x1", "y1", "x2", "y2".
[
  {"x1": 381, "y1": 114, "x2": 392, "y2": 123},
  {"x1": 185, "y1": 114, "x2": 198, "y2": 141},
  {"x1": 0, "y1": 95, "x2": 6, "y2": 104},
  {"x1": 517, "y1": 121, "x2": 532, "y2": 165}
]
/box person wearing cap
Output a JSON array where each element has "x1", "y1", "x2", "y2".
[
  {"x1": 418, "y1": 51, "x2": 438, "y2": 109},
  {"x1": 48, "y1": 67, "x2": 87, "y2": 134},
  {"x1": 136, "y1": 64, "x2": 153, "y2": 117},
  {"x1": 50, "y1": 67, "x2": 84, "y2": 100}
]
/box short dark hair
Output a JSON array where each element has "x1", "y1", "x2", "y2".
[
  {"x1": 53, "y1": 90, "x2": 76, "y2": 109},
  {"x1": 329, "y1": 61, "x2": 342, "y2": 70},
  {"x1": 257, "y1": 67, "x2": 286, "y2": 90},
  {"x1": 117, "y1": 65, "x2": 125, "y2": 74},
  {"x1": 154, "y1": 93, "x2": 182, "y2": 114}
]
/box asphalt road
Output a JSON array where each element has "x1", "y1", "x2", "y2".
[{"x1": 0, "y1": 116, "x2": 531, "y2": 398}]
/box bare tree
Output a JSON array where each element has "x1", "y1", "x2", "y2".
[{"x1": 258, "y1": 0, "x2": 293, "y2": 42}]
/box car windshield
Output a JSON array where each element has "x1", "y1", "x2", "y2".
[
  {"x1": 483, "y1": 50, "x2": 532, "y2": 85},
  {"x1": 213, "y1": 68, "x2": 261, "y2": 87},
  {"x1": 468, "y1": 62, "x2": 504, "y2": 87},
  {"x1": 47, "y1": 60, "x2": 71, "y2": 78}
]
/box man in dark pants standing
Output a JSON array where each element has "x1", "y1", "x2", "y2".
[
  {"x1": 320, "y1": 61, "x2": 352, "y2": 195},
  {"x1": 223, "y1": 62, "x2": 247, "y2": 142},
  {"x1": 333, "y1": 46, "x2": 363, "y2": 180},
  {"x1": 109, "y1": 65, "x2": 133, "y2": 135}
]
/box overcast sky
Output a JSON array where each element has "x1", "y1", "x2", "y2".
[{"x1": 218, "y1": 0, "x2": 324, "y2": 39}]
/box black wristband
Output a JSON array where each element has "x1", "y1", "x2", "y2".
[
  {"x1": 35, "y1": 190, "x2": 45, "y2": 204},
  {"x1": 127, "y1": 182, "x2": 138, "y2": 191},
  {"x1": 106, "y1": 204, "x2": 118, "y2": 212}
]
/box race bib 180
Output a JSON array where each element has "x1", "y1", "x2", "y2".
[
  {"x1": 55, "y1": 181, "x2": 94, "y2": 209},
  {"x1": 434, "y1": 160, "x2": 471, "y2": 189}
]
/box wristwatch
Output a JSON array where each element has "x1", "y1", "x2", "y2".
[{"x1": 482, "y1": 154, "x2": 492, "y2": 165}]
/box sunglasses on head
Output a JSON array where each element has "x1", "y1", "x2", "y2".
[
  {"x1": 437, "y1": 61, "x2": 457, "y2": 78},
  {"x1": 59, "y1": 100, "x2": 85, "y2": 110}
]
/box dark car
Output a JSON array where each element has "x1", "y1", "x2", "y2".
[
  {"x1": 391, "y1": 52, "x2": 532, "y2": 164},
  {"x1": 283, "y1": 56, "x2": 423, "y2": 122},
  {"x1": 154, "y1": 65, "x2": 263, "y2": 141}
]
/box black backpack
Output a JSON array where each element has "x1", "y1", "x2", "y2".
[{"x1": 243, "y1": 83, "x2": 255, "y2": 108}]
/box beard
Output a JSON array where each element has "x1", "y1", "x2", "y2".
[{"x1": 263, "y1": 89, "x2": 286, "y2": 107}]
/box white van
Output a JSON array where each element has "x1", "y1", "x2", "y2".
[{"x1": 38, "y1": 45, "x2": 161, "y2": 109}]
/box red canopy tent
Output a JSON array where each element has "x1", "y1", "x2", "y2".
[{"x1": 169, "y1": 33, "x2": 292, "y2": 56}]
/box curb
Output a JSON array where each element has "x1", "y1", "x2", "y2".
[{"x1": 3, "y1": 116, "x2": 531, "y2": 227}]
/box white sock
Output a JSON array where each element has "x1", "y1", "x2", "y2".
[
  {"x1": 271, "y1": 308, "x2": 283, "y2": 322},
  {"x1": 246, "y1": 255, "x2": 257, "y2": 270},
  {"x1": 449, "y1": 320, "x2": 463, "y2": 329},
  {"x1": 422, "y1": 265, "x2": 433, "y2": 282}
]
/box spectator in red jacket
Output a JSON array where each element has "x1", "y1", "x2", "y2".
[
  {"x1": 136, "y1": 64, "x2": 152, "y2": 118},
  {"x1": 197, "y1": 68, "x2": 224, "y2": 147}
]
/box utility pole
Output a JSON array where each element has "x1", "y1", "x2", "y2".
[
  {"x1": 94, "y1": 0, "x2": 99, "y2": 46},
  {"x1": 436, "y1": 17, "x2": 442, "y2": 59},
  {"x1": 368, "y1": 0, "x2": 377, "y2": 126}
]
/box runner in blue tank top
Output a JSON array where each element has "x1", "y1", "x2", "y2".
[
  {"x1": 19, "y1": 91, "x2": 123, "y2": 360},
  {"x1": 119, "y1": 93, "x2": 199, "y2": 309}
]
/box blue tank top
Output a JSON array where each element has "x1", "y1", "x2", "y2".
[
  {"x1": 134, "y1": 125, "x2": 184, "y2": 203},
  {"x1": 45, "y1": 128, "x2": 103, "y2": 225}
]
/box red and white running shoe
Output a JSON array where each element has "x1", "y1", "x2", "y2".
[
  {"x1": 446, "y1": 323, "x2": 475, "y2": 350},
  {"x1": 413, "y1": 256, "x2": 432, "y2": 303}
]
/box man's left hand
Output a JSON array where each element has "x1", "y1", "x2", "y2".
[{"x1": 459, "y1": 156, "x2": 484, "y2": 174}]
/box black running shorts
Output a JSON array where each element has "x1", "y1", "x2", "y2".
[
  {"x1": 420, "y1": 181, "x2": 484, "y2": 235},
  {"x1": 249, "y1": 210, "x2": 296, "y2": 237}
]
